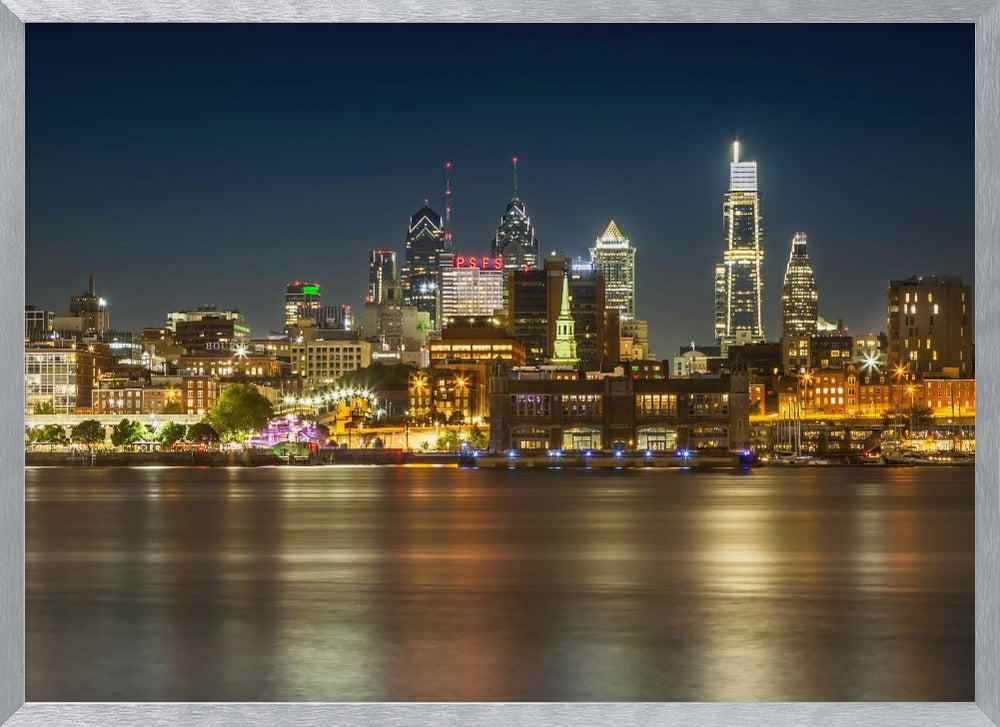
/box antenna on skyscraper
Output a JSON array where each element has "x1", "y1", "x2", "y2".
[
  {"x1": 444, "y1": 160, "x2": 453, "y2": 247},
  {"x1": 512, "y1": 155, "x2": 519, "y2": 198}
]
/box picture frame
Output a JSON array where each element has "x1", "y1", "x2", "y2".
[{"x1": 1, "y1": 3, "x2": 997, "y2": 726}]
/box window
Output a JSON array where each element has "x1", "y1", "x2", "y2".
[
  {"x1": 511, "y1": 394, "x2": 551, "y2": 417},
  {"x1": 637, "y1": 393, "x2": 677, "y2": 416},
  {"x1": 561, "y1": 394, "x2": 602, "y2": 418}
]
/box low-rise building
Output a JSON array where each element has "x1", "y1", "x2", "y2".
[
  {"x1": 24, "y1": 342, "x2": 111, "y2": 414},
  {"x1": 488, "y1": 361, "x2": 749, "y2": 453}
]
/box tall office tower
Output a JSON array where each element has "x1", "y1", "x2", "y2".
[
  {"x1": 589, "y1": 220, "x2": 636, "y2": 321},
  {"x1": 713, "y1": 263, "x2": 727, "y2": 342},
  {"x1": 781, "y1": 233, "x2": 819, "y2": 337},
  {"x1": 567, "y1": 258, "x2": 606, "y2": 369},
  {"x1": 439, "y1": 254, "x2": 506, "y2": 324},
  {"x1": 550, "y1": 272, "x2": 579, "y2": 367},
  {"x1": 68, "y1": 275, "x2": 110, "y2": 335},
  {"x1": 715, "y1": 141, "x2": 765, "y2": 350},
  {"x1": 491, "y1": 157, "x2": 539, "y2": 271},
  {"x1": 780, "y1": 232, "x2": 819, "y2": 373},
  {"x1": 368, "y1": 250, "x2": 397, "y2": 305},
  {"x1": 285, "y1": 282, "x2": 323, "y2": 332},
  {"x1": 401, "y1": 202, "x2": 446, "y2": 329},
  {"x1": 887, "y1": 275, "x2": 973, "y2": 378}
]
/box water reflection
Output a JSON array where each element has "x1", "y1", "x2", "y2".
[{"x1": 26, "y1": 466, "x2": 973, "y2": 701}]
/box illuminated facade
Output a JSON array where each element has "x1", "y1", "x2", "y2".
[
  {"x1": 549, "y1": 273, "x2": 579, "y2": 367},
  {"x1": 716, "y1": 141, "x2": 765, "y2": 349},
  {"x1": 367, "y1": 250, "x2": 397, "y2": 305},
  {"x1": 24, "y1": 343, "x2": 110, "y2": 414},
  {"x1": 429, "y1": 326, "x2": 526, "y2": 367},
  {"x1": 401, "y1": 204, "x2": 447, "y2": 329},
  {"x1": 887, "y1": 275, "x2": 973, "y2": 378},
  {"x1": 439, "y1": 255, "x2": 506, "y2": 323},
  {"x1": 589, "y1": 220, "x2": 636, "y2": 321},
  {"x1": 491, "y1": 199, "x2": 539, "y2": 272},
  {"x1": 781, "y1": 233, "x2": 819, "y2": 337},
  {"x1": 285, "y1": 282, "x2": 323, "y2": 331}
]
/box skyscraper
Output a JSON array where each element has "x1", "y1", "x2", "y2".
[
  {"x1": 781, "y1": 232, "x2": 819, "y2": 338},
  {"x1": 285, "y1": 282, "x2": 322, "y2": 332},
  {"x1": 401, "y1": 203, "x2": 447, "y2": 330},
  {"x1": 439, "y1": 254, "x2": 506, "y2": 324},
  {"x1": 367, "y1": 250, "x2": 397, "y2": 305},
  {"x1": 589, "y1": 220, "x2": 636, "y2": 321},
  {"x1": 491, "y1": 157, "x2": 539, "y2": 271},
  {"x1": 715, "y1": 141, "x2": 765, "y2": 350}
]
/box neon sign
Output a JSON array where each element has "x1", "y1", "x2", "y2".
[{"x1": 453, "y1": 256, "x2": 504, "y2": 270}]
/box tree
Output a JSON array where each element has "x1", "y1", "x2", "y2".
[
  {"x1": 207, "y1": 384, "x2": 272, "y2": 436},
  {"x1": 447, "y1": 411, "x2": 465, "y2": 425},
  {"x1": 72, "y1": 419, "x2": 106, "y2": 446},
  {"x1": 436, "y1": 429, "x2": 461, "y2": 452},
  {"x1": 31, "y1": 424, "x2": 67, "y2": 444},
  {"x1": 162, "y1": 401, "x2": 184, "y2": 414},
  {"x1": 110, "y1": 419, "x2": 147, "y2": 449},
  {"x1": 466, "y1": 424, "x2": 488, "y2": 450},
  {"x1": 157, "y1": 422, "x2": 187, "y2": 447},
  {"x1": 337, "y1": 362, "x2": 415, "y2": 392},
  {"x1": 187, "y1": 422, "x2": 219, "y2": 444},
  {"x1": 32, "y1": 401, "x2": 55, "y2": 415}
]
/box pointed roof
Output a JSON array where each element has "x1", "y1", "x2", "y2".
[
  {"x1": 598, "y1": 219, "x2": 628, "y2": 244},
  {"x1": 560, "y1": 272, "x2": 571, "y2": 316}
]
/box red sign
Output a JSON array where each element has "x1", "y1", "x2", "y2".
[{"x1": 453, "y1": 256, "x2": 504, "y2": 270}]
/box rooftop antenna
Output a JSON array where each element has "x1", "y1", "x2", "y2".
[
  {"x1": 512, "y1": 155, "x2": 519, "y2": 198},
  {"x1": 444, "y1": 160, "x2": 453, "y2": 248}
]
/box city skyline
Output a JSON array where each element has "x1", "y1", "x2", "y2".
[{"x1": 26, "y1": 24, "x2": 973, "y2": 355}]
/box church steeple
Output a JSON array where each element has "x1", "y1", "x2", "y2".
[{"x1": 550, "y1": 273, "x2": 579, "y2": 368}]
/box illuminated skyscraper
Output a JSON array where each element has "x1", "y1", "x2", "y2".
[
  {"x1": 781, "y1": 233, "x2": 819, "y2": 338},
  {"x1": 401, "y1": 203, "x2": 446, "y2": 329},
  {"x1": 715, "y1": 141, "x2": 765, "y2": 349},
  {"x1": 285, "y1": 282, "x2": 322, "y2": 332},
  {"x1": 491, "y1": 157, "x2": 539, "y2": 271},
  {"x1": 589, "y1": 220, "x2": 636, "y2": 321},
  {"x1": 368, "y1": 250, "x2": 397, "y2": 305}
]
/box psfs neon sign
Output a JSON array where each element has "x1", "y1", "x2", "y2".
[{"x1": 453, "y1": 256, "x2": 504, "y2": 270}]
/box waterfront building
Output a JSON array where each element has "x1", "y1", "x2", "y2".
[
  {"x1": 428, "y1": 324, "x2": 526, "y2": 367},
  {"x1": 91, "y1": 374, "x2": 183, "y2": 415},
  {"x1": 887, "y1": 275, "x2": 973, "y2": 378},
  {"x1": 401, "y1": 203, "x2": 447, "y2": 329},
  {"x1": 589, "y1": 220, "x2": 636, "y2": 321},
  {"x1": 25, "y1": 306, "x2": 54, "y2": 343},
  {"x1": 488, "y1": 362, "x2": 750, "y2": 453},
  {"x1": 24, "y1": 342, "x2": 111, "y2": 414},
  {"x1": 368, "y1": 249, "x2": 397, "y2": 305},
  {"x1": 439, "y1": 254, "x2": 506, "y2": 324},
  {"x1": 68, "y1": 275, "x2": 111, "y2": 336},
  {"x1": 715, "y1": 141, "x2": 765, "y2": 350},
  {"x1": 409, "y1": 363, "x2": 489, "y2": 424},
  {"x1": 284, "y1": 282, "x2": 323, "y2": 332}
]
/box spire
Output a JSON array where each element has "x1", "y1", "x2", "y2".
[
  {"x1": 560, "y1": 271, "x2": 571, "y2": 315},
  {"x1": 733, "y1": 140, "x2": 740, "y2": 163},
  {"x1": 599, "y1": 220, "x2": 626, "y2": 243},
  {"x1": 550, "y1": 272, "x2": 579, "y2": 367},
  {"x1": 512, "y1": 155, "x2": 519, "y2": 198},
  {"x1": 444, "y1": 160, "x2": 453, "y2": 247}
]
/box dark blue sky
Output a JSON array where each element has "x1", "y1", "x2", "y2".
[{"x1": 26, "y1": 24, "x2": 974, "y2": 356}]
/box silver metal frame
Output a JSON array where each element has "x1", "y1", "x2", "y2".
[{"x1": 1, "y1": 4, "x2": 996, "y2": 725}]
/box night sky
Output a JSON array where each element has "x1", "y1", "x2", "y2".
[{"x1": 26, "y1": 24, "x2": 973, "y2": 357}]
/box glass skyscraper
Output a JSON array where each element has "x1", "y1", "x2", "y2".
[
  {"x1": 781, "y1": 232, "x2": 819, "y2": 339},
  {"x1": 367, "y1": 249, "x2": 397, "y2": 305},
  {"x1": 589, "y1": 220, "x2": 636, "y2": 321},
  {"x1": 491, "y1": 200, "x2": 538, "y2": 271},
  {"x1": 401, "y1": 203, "x2": 447, "y2": 330},
  {"x1": 715, "y1": 141, "x2": 765, "y2": 349}
]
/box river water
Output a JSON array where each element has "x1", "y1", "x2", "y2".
[{"x1": 26, "y1": 465, "x2": 973, "y2": 702}]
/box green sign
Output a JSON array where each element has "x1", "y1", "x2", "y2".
[{"x1": 302, "y1": 285, "x2": 320, "y2": 295}]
